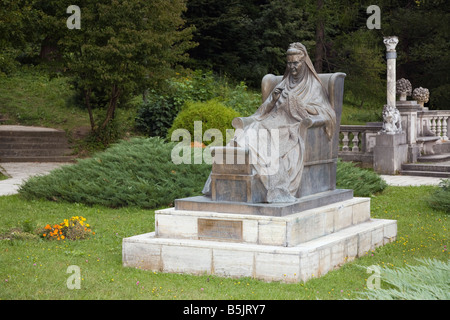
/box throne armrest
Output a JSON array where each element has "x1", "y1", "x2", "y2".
[
  {"x1": 232, "y1": 116, "x2": 256, "y2": 130},
  {"x1": 302, "y1": 115, "x2": 326, "y2": 128}
]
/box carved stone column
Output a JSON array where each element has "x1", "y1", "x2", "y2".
[
  {"x1": 384, "y1": 36, "x2": 399, "y2": 108},
  {"x1": 374, "y1": 36, "x2": 408, "y2": 174}
]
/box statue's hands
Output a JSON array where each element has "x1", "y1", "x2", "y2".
[{"x1": 272, "y1": 87, "x2": 283, "y2": 102}]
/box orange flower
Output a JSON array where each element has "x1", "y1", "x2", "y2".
[{"x1": 44, "y1": 224, "x2": 51, "y2": 230}]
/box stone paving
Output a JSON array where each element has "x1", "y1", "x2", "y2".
[
  {"x1": 0, "y1": 162, "x2": 445, "y2": 197},
  {"x1": 0, "y1": 162, "x2": 72, "y2": 196}
]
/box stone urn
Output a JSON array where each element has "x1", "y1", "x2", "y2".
[
  {"x1": 396, "y1": 78, "x2": 412, "y2": 101},
  {"x1": 412, "y1": 87, "x2": 430, "y2": 107}
]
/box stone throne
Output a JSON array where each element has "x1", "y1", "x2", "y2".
[
  {"x1": 258, "y1": 72, "x2": 347, "y2": 198},
  {"x1": 197, "y1": 71, "x2": 351, "y2": 214}
]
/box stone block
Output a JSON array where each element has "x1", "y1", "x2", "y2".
[
  {"x1": 383, "y1": 221, "x2": 397, "y2": 244},
  {"x1": 335, "y1": 203, "x2": 353, "y2": 230},
  {"x1": 357, "y1": 230, "x2": 372, "y2": 257},
  {"x1": 373, "y1": 132, "x2": 408, "y2": 175},
  {"x1": 156, "y1": 214, "x2": 197, "y2": 239},
  {"x1": 162, "y1": 245, "x2": 212, "y2": 275},
  {"x1": 371, "y1": 227, "x2": 384, "y2": 248},
  {"x1": 255, "y1": 252, "x2": 300, "y2": 282},
  {"x1": 352, "y1": 199, "x2": 371, "y2": 225},
  {"x1": 257, "y1": 219, "x2": 286, "y2": 246},
  {"x1": 212, "y1": 249, "x2": 254, "y2": 278},
  {"x1": 122, "y1": 234, "x2": 161, "y2": 271}
]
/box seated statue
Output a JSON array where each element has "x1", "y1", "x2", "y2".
[{"x1": 203, "y1": 42, "x2": 340, "y2": 203}]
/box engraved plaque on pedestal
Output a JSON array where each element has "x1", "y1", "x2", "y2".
[{"x1": 198, "y1": 218, "x2": 243, "y2": 242}]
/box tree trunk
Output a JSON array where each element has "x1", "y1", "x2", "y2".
[
  {"x1": 314, "y1": 0, "x2": 324, "y2": 73},
  {"x1": 100, "y1": 84, "x2": 120, "y2": 130},
  {"x1": 84, "y1": 88, "x2": 95, "y2": 131}
]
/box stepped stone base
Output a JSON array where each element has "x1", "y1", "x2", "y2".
[{"x1": 122, "y1": 197, "x2": 397, "y2": 283}]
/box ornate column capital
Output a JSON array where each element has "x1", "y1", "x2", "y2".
[{"x1": 383, "y1": 36, "x2": 399, "y2": 52}]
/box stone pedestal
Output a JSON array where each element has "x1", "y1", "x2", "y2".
[
  {"x1": 122, "y1": 197, "x2": 397, "y2": 283},
  {"x1": 397, "y1": 100, "x2": 421, "y2": 162},
  {"x1": 373, "y1": 132, "x2": 408, "y2": 174}
]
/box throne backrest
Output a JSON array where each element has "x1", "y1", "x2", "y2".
[{"x1": 261, "y1": 72, "x2": 346, "y2": 158}]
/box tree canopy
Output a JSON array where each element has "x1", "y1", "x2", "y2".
[{"x1": 1, "y1": 0, "x2": 448, "y2": 128}]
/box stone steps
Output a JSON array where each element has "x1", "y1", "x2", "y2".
[
  {"x1": 0, "y1": 125, "x2": 75, "y2": 163},
  {"x1": 417, "y1": 153, "x2": 450, "y2": 163},
  {"x1": 400, "y1": 156, "x2": 450, "y2": 178},
  {"x1": 399, "y1": 170, "x2": 450, "y2": 178}
]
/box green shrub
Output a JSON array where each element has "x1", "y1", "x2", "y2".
[
  {"x1": 222, "y1": 81, "x2": 261, "y2": 117},
  {"x1": 430, "y1": 84, "x2": 450, "y2": 110},
  {"x1": 166, "y1": 70, "x2": 221, "y2": 106},
  {"x1": 427, "y1": 179, "x2": 450, "y2": 213},
  {"x1": 135, "y1": 94, "x2": 181, "y2": 138},
  {"x1": 357, "y1": 259, "x2": 450, "y2": 300},
  {"x1": 336, "y1": 159, "x2": 387, "y2": 196},
  {"x1": 167, "y1": 99, "x2": 240, "y2": 145},
  {"x1": 18, "y1": 137, "x2": 211, "y2": 209}
]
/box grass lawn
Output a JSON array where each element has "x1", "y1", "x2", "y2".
[{"x1": 0, "y1": 185, "x2": 448, "y2": 300}]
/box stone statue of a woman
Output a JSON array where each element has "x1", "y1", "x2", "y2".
[{"x1": 203, "y1": 42, "x2": 336, "y2": 203}]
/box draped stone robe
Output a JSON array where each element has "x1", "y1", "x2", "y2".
[{"x1": 203, "y1": 62, "x2": 336, "y2": 203}]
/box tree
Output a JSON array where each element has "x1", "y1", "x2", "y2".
[
  {"x1": 60, "y1": 0, "x2": 196, "y2": 138},
  {"x1": 379, "y1": 0, "x2": 450, "y2": 109}
]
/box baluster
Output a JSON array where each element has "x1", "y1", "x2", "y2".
[
  {"x1": 342, "y1": 131, "x2": 349, "y2": 151},
  {"x1": 442, "y1": 116, "x2": 448, "y2": 140},
  {"x1": 352, "y1": 131, "x2": 360, "y2": 152},
  {"x1": 430, "y1": 117, "x2": 437, "y2": 135},
  {"x1": 437, "y1": 117, "x2": 443, "y2": 138}
]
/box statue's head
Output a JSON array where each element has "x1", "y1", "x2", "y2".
[{"x1": 286, "y1": 43, "x2": 306, "y2": 77}]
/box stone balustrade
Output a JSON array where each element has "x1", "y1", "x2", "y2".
[
  {"x1": 338, "y1": 109, "x2": 450, "y2": 167},
  {"x1": 338, "y1": 123, "x2": 382, "y2": 167},
  {"x1": 418, "y1": 110, "x2": 450, "y2": 141}
]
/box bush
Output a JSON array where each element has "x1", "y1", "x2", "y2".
[
  {"x1": 430, "y1": 84, "x2": 450, "y2": 110},
  {"x1": 167, "y1": 99, "x2": 240, "y2": 145},
  {"x1": 357, "y1": 259, "x2": 450, "y2": 300},
  {"x1": 222, "y1": 81, "x2": 261, "y2": 117},
  {"x1": 18, "y1": 137, "x2": 211, "y2": 209},
  {"x1": 336, "y1": 160, "x2": 388, "y2": 196},
  {"x1": 427, "y1": 179, "x2": 450, "y2": 213},
  {"x1": 135, "y1": 94, "x2": 181, "y2": 138}
]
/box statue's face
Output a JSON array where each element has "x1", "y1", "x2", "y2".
[{"x1": 287, "y1": 54, "x2": 303, "y2": 77}]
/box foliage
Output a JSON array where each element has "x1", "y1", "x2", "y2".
[
  {"x1": 336, "y1": 159, "x2": 388, "y2": 196},
  {"x1": 38, "y1": 216, "x2": 94, "y2": 241},
  {"x1": 135, "y1": 95, "x2": 181, "y2": 138},
  {"x1": 0, "y1": 67, "x2": 90, "y2": 130},
  {"x1": 18, "y1": 137, "x2": 211, "y2": 209},
  {"x1": 222, "y1": 81, "x2": 261, "y2": 117},
  {"x1": 184, "y1": 0, "x2": 316, "y2": 87},
  {"x1": 57, "y1": 0, "x2": 195, "y2": 143},
  {"x1": 167, "y1": 99, "x2": 240, "y2": 145},
  {"x1": 379, "y1": 0, "x2": 450, "y2": 110},
  {"x1": 135, "y1": 70, "x2": 223, "y2": 138},
  {"x1": 358, "y1": 258, "x2": 450, "y2": 300},
  {"x1": 427, "y1": 179, "x2": 450, "y2": 213}
]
